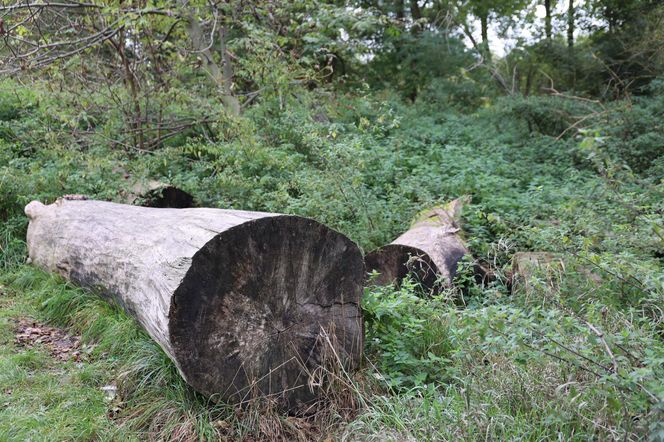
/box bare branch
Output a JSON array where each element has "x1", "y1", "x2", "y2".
[
  {"x1": 0, "y1": 2, "x2": 100, "y2": 13},
  {"x1": 0, "y1": 2, "x2": 176, "y2": 17}
]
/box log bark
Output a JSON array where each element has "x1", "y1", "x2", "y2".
[
  {"x1": 25, "y1": 198, "x2": 363, "y2": 412},
  {"x1": 365, "y1": 198, "x2": 469, "y2": 293}
]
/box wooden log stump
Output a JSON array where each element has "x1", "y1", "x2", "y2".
[
  {"x1": 365, "y1": 198, "x2": 470, "y2": 293},
  {"x1": 25, "y1": 198, "x2": 363, "y2": 412}
]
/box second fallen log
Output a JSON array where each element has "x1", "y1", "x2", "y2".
[
  {"x1": 365, "y1": 198, "x2": 470, "y2": 292},
  {"x1": 123, "y1": 179, "x2": 195, "y2": 208},
  {"x1": 25, "y1": 198, "x2": 364, "y2": 412}
]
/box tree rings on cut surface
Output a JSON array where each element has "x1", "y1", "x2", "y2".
[{"x1": 170, "y1": 216, "x2": 364, "y2": 410}]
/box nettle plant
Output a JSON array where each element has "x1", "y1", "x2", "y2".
[{"x1": 363, "y1": 277, "x2": 456, "y2": 389}]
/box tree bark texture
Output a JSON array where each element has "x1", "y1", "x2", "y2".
[
  {"x1": 182, "y1": 5, "x2": 240, "y2": 116},
  {"x1": 24, "y1": 198, "x2": 364, "y2": 412}
]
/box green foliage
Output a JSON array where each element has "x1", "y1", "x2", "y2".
[
  {"x1": 369, "y1": 32, "x2": 481, "y2": 102},
  {"x1": 360, "y1": 277, "x2": 664, "y2": 439},
  {"x1": 363, "y1": 278, "x2": 454, "y2": 388},
  {"x1": 600, "y1": 84, "x2": 664, "y2": 174},
  {"x1": 488, "y1": 94, "x2": 599, "y2": 138}
]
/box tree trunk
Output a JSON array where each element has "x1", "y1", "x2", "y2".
[
  {"x1": 544, "y1": 0, "x2": 552, "y2": 40},
  {"x1": 567, "y1": 0, "x2": 576, "y2": 88},
  {"x1": 365, "y1": 198, "x2": 470, "y2": 294},
  {"x1": 524, "y1": 64, "x2": 535, "y2": 96},
  {"x1": 218, "y1": 25, "x2": 236, "y2": 102},
  {"x1": 395, "y1": 0, "x2": 405, "y2": 19},
  {"x1": 116, "y1": 30, "x2": 145, "y2": 151},
  {"x1": 25, "y1": 198, "x2": 364, "y2": 412},
  {"x1": 409, "y1": 0, "x2": 422, "y2": 33},
  {"x1": 409, "y1": 0, "x2": 422, "y2": 20},
  {"x1": 567, "y1": 0, "x2": 574, "y2": 50},
  {"x1": 480, "y1": 12, "x2": 491, "y2": 60},
  {"x1": 182, "y1": 7, "x2": 240, "y2": 116}
]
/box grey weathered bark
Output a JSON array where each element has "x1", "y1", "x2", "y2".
[
  {"x1": 218, "y1": 25, "x2": 235, "y2": 101},
  {"x1": 365, "y1": 198, "x2": 470, "y2": 293},
  {"x1": 25, "y1": 198, "x2": 363, "y2": 411}
]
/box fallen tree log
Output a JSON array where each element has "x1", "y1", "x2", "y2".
[
  {"x1": 25, "y1": 198, "x2": 364, "y2": 412},
  {"x1": 123, "y1": 179, "x2": 195, "y2": 208},
  {"x1": 365, "y1": 198, "x2": 470, "y2": 293}
]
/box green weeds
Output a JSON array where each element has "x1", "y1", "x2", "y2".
[{"x1": 0, "y1": 77, "x2": 662, "y2": 440}]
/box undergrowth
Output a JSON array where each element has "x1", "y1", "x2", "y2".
[{"x1": 0, "y1": 76, "x2": 663, "y2": 440}]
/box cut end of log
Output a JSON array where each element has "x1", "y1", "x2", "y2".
[
  {"x1": 25, "y1": 199, "x2": 363, "y2": 412},
  {"x1": 125, "y1": 180, "x2": 194, "y2": 208},
  {"x1": 169, "y1": 215, "x2": 364, "y2": 412},
  {"x1": 365, "y1": 244, "x2": 440, "y2": 289},
  {"x1": 140, "y1": 185, "x2": 194, "y2": 208}
]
